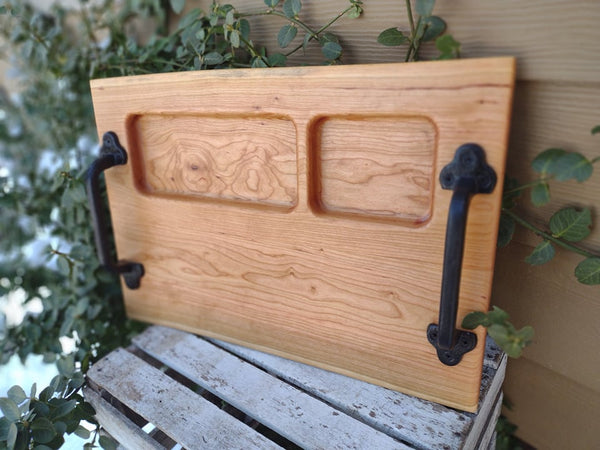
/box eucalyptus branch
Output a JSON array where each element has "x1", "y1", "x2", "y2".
[
  {"x1": 238, "y1": 9, "x2": 317, "y2": 38},
  {"x1": 405, "y1": 0, "x2": 415, "y2": 35},
  {"x1": 503, "y1": 177, "x2": 553, "y2": 196},
  {"x1": 502, "y1": 208, "x2": 596, "y2": 258},
  {"x1": 283, "y1": 4, "x2": 355, "y2": 57}
]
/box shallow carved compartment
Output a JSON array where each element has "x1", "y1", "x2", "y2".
[
  {"x1": 128, "y1": 114, "x2": 298, "y2": 209},
  {"x1": 310, "y1": 115, "x2": 436, "y2": 224}
]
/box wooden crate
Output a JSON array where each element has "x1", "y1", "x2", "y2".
[{"x1": 85, "y1": 326, "x2": 506, "y2": 449}]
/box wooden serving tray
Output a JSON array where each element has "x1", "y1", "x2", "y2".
[{"x1": 90, "y1": 58, "x2": 515, "y2": 411}]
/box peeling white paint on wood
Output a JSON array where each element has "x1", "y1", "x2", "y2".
[
  {"x1": 86, "y1": 348, "x2": 282, "y2": 450},
  {"x1": 87, "y1": 326, "x2": 505, "y2": 449},
  {"x1": 132, "y1": 326, "x2": 410, "y2": 449},
  {"x1": 206, "y1": 330, "x2": 506, "y2": 450}
]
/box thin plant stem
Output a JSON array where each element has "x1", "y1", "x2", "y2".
[
  {"x1": 283, "y1": 5, "x2": 354, "y2": 57},
  {"x1": 405, "y1": 0, "x2": 415, "y2": 36},
  {"x1": 502, "y1": 208, "x2": 596, "y2": 258},
  {"x1": 503, "y1": 178, "x2": 552, "y2": 196},
  {"x1": 238, "y1": 10, "x2": 316, "y2": 38}
]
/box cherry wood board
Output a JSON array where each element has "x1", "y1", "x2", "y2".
[{"x1": 90, "y1": 58, "x2": 515, "y2": 411}]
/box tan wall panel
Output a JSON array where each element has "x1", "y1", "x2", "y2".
[
  {"x1": 183, "y1": 0, "x2": 600, "y2": 82},
  {"x1": 502, "y1": 357, "x2": 600, "y2": 449},
  {"x1": 507, "y1": 81, "x2": 600, "y2": 248},
  {"x1": 493, "y1": 240, "x2": 600, "y2": 392}
]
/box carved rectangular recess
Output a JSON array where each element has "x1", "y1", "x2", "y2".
[
  {"x1": 311, "y1": 115, "x2": 436, "y2": 224},
  {"x1": 128, "y1": 114, "x2": 298, "y2": 209}
]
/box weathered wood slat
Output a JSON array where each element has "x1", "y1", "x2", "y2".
[
  {"x1": 132, "y1": 326, "x2": 409, "y2": 450},
  {"x1": 86, "y1": 348, "x2": 282, "y2": 450},
  {"x1": 478, "y1": 393, "x2": 502, "y2": 450},
  {"x1": 127, "y1": 326, "x2": 505, "y2": 450},
  {"x1": 208, "y1": 331, "x2": 506, "y2": 450},
  {"x1": 83, "y1": 388, "x2": 163, "y2": 450}
]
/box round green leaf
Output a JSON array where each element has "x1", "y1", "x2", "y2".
[
  {"x1": 422, "y1": 16, "x2": 446, "y2": 42},
  {"x1": 435, "y1": 34, "x2": 460, "y2": 59},
  {"x1": 549, "y1": 207, "x2": 591, "y2": 242},
  {"x1": 238, "y1": 19, "x2": 250, "y2": 40},
  {"x1": 51, "y1": 399, "x2": 77, "y2": 420},
  {"x1": 553, "y1": 152, "x2": 593, "y2": 182},
  {"x1": 225, "y1": 9, "x2": 234, "y2": 26},
  {"x1": 591, "y1": 125, "x2": 600, "y2": 135},
  {"x1": 517, "y1": 325, "x2": 535, "y2": 343},
  {"x1": 0, "y1": 397, "x2": 21, "y2": 422},
  {"x1": 531, "y1": 148, "x2": 566, "y2": 175},
  {"x1": 461, "y1": 311, "x2": 488, "y2": 330},
  {"x1": 502, "y1": 340, "x2": 526, "y2": 359},
  {"x1": 31, "y1": 417, "x2": 57, "y2": 444},
  {"x1": 0, "y1": 417, "x2": 11, "y2": 440},
  {"x1": 264, "y1": 0, "x2": 280, "y2": 7},
  {"x1": 7, "y1": 422, "x2": 17, "y2": 449},
  {"x1": 415, "y1": 0, "x2": 435, "y2": 17},
  {"x1": 32, "y1": 400, "x2": 50, "y2": 418},
  {"x1": 169, "y1": 0, "x2": 185, "y2": 15},
  {"x1": 7, "y1": 386, "x2": 27, "y2": 405},
  {"x1": 575, "y1": 257, "x2": 600, "y2": 285},
  {"x1": 486, "y1": 324, "x2": 509, "y2": 348},
  {"x1": 530, "y1": 182, "x2": 550, "y2": 206},
  {"x1": 74, "y1": 425, "x2": 91, "y2": 440},
  {"x1": 377, "y1": 27, "x2": 407, "y2": 46},
  {"x1": 321, "y1": 41, "x2": 342, "y2": 60},
  {"x1": 99, "y1": 435, "x2": 118, "y2": 450},
  {"x1": 487, "y1": 306, "x2": 510, "y2": 325},
  {"x1": 282, "y1": 0, "x2": 302, "y2": 18},
  {"x1": 252, "y1": 57, "x2": 268, "y2": 68},
  {"x1": 497, "y1": 213, "x2": 515, "y2": 248},
  {"x1": 277, "y1": 24, "x2": 297, "y2": 48},
  {"x1": 54, "y1": 420, "x2": 67, "y2": 436},
  {"x1": 229, "y1": 30, "x2": 240, "y2": 48},
  {"x1": 203, "y1": 52, "x2": 224, "y2": 66},
  {"x1": 267, "y1": 53, "x2": 287, "y2": 67},
  {"x1": 524, "y1": 240, "x2": 555, "y2": 266},
  {"x1": 347, "y1": 4, "x2": 362, "y2": 19}
]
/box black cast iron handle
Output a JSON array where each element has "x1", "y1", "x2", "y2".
[
  {"x1": 427, "y1": 144, "x2": 497, "y2": 366},
  {"x1": 86, "y1": 132, "x2": 144, "y2": 289}
]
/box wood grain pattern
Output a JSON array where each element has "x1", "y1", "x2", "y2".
[
  {"x1": 130, "y1": 114, "x2": 298, "y2": 208},
  {"x1": 90, "y1": 58, "x2": 515, "y2": 411},
  {"x1": 315, "y1": 116, "x2": 435, "y2": 221}
]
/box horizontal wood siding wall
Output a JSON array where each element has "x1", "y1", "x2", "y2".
[{"x1": 181, "y1": 1, "x2": 600, "y2": 448}]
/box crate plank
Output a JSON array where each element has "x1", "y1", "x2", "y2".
[
  {"x1": 132, "y1": 326, "x2": 504, "y2": 450},
  {"x1": 211, "y1": 332, "x2": 506, "y2": 450},
  {"x1": 86, "y1": 348, "x2": 282, "y2": 449},
  {"x1": 132, "y1": 326, "x2": 409, "y2": 449},
  {"x1": 83, "y1": 388, "x2": 163, "y2": 450}
]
